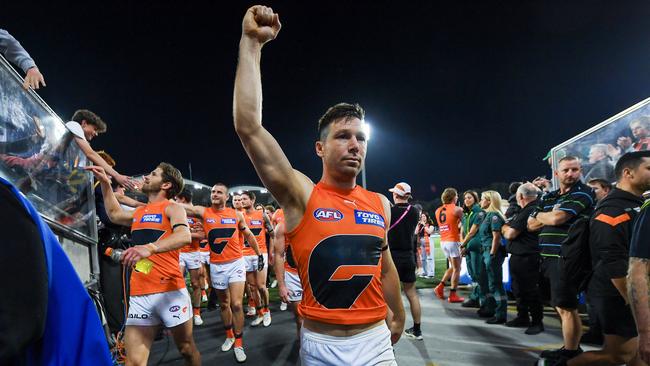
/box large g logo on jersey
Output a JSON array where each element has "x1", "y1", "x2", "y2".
[
  {"x1": 208, "y1": 228, "x2": 236, "y2": 254},
  {"x1": 308, "y1": 234, "x2": 382, "y2": 309}
]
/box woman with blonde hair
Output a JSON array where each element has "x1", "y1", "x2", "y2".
[{"x1": 477, "y1": 190, "x2": 508, "y2": 324}]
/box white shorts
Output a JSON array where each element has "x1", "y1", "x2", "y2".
[
  {"x1": 441, "y1": 241, "x2": 462, "y2": 258},
  {"x1": 179, "y1": 251, "x2": 202, "y2": 270},
  {"x1": 199, "y1": 251, "x2": 210, "y2": 265},
  {"x1": 300, "y1": 323, "x2": 396, "y2": 366},
  {"x1": 244, "y1": 253, "x2": 268, "y2": 272},
  {"x1": 210, "y1": 258, "x2": 246, "y2": 290},
  {"x1": 126, "y1": 288, "x2": 192, "y2": 328},
  {"x1": 285, "y1": 270, "x2": 303, "y2": 302}
]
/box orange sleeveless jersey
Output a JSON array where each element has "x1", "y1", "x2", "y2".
[
  {"x1": 287, "y1": 182, "x2": 387, "y2": 325},
  {"x1": 435, "y1": 204, "x2": 461, "y2": 242},
  {"x1": 203, "y1": 207, "x2": 243, "y2": 263},
  {"x1": 242, "y1": 210, "x2": 266, "y2": 256},
  {"x1": 180, "y1": 216, "x2": 201, "y2": 253},
  {"x1": 130, "y1": 200, "x2": 186, "y2": 296},
  {"x1": 273, "y1": 209, "x2": 298, "y2": 275}
]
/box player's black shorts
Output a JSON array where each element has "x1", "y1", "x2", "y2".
[
  {"x1": 541, "y1": 256, "x2": 578, "y2": 309},
  {"x1": 591, "y1": 295, "x2": 638, "y2": 338},
  {"x1": 393, "y1": 256, "x2": 416, "y2": 283}
]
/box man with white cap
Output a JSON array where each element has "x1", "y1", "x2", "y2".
[{"x1": 388, "y1": 182, "x2": 423, "y2": 340}]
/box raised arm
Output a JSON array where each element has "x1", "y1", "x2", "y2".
[
  {"x1": 86, "y1": 166, "x2": 134, "y2": 226},
  {"x1": 77, "y1": 139, "x2": 134, "y2": 189},
  {"x1": 233, "y1": 6, "x2": 312, "y2": 221}
]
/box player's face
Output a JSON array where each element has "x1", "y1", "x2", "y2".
[
  {"x1": 240, "y1": 195, "x2": 253, "y2": 209},
  {"x1": 463, "y1": 193, "x2": 476, "y2": 208},
  {"x1": 316, "y1": 117, "x2": 367, "y2": 180},
  {"x1": 211, "y1": 185, "x2": 228, "y2": 206},
  {"x1": 629, "y1": 158, "x2": 650, "y2": 192},
  {"x1": 232, "y1": 195, "x2": 242, "y2": 209},
  {"x1": 142, "y1": 168, "x2": 164, "y2": 194},
  {"x1": 555, "y1": 159, "x2": 581, "y2": 187}
]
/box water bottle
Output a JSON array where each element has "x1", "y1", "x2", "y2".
[
  {"x1": 104, "y1": 247, "x2": 123, "y2": 262},
  {"x1": 104, "y1": 247, "x2": 153, "y2": 274}
]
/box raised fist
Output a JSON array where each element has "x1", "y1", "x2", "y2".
[{"x1": 242, "y1": 5, "x2": 281, "y2": 45}]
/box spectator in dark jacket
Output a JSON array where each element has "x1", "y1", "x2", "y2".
[
  {"x1": 562, "y1": 151, "x2": 650, "y2": 366},
  {"x1": 505, "y1": 181, "x2": 522, "y2": 219}
]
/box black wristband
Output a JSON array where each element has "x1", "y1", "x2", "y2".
[{"x1": 172, "y1": 223, "x2": 188, "y2": 230}]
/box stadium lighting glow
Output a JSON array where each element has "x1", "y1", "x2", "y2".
[
  {"x1": 260, "y1": 189, "x2": 268, "y2": 193},
  {"x1": 194, "y1": 184, "x2": 202, "y2": 189},
  {"x1": 362, "y1": 121, "x2": 371, "y2": 141},
  {"x1": 237, "y1": 190, "x2": 243, "y2": 194}
]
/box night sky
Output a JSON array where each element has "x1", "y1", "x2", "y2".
[{"x1": 4, "y1": 1, "x2": 650, "y2": 201}]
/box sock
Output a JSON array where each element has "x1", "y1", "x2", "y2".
[
  {"x1": 248, "y1": 298, "x2": 255, "y2": 308},
  {"x1": 263, "y1": 305, "x2": 269, "y2": 313},
  {"x1": 256, "y1": 306, "x2": 263, "y2": 317},
  {"x1": 193, "y1": 308, "x2": 200, "y2": 316},
  {"x1": 225, "y1": 325, "x2": 234, "y2": 339},
  {"x1": 201, "y1": 289, "x2": 207, "y2": 297},
  {"x1": 234, "y1": 332, "x2": 243, "y2": 348},
  {"x1": 413, "y1": 323, "x2": 421, "y2": 332}
]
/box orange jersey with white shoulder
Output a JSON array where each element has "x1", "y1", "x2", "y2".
[
  {"x1": 130, "y1": 200, "x2": 185, "y2": 296},
  {"x1": 287, "y1": 182, "x2": 387, "y2": 325},
  {"x1": 273, "y1": 209, "x2": 298, "y2": 275},
  {"x1": 435, "y1": 203, "x2": 461, "y2": 242},
  {"x1": 180, "y1": 216, "x2": 201, "y2": 253},
  {"x1": 242, "y1": 210, "x2": 266, "y2": 256},
  {"x1": 203, "y1": 207, "x2": 243, "y2": 263}
]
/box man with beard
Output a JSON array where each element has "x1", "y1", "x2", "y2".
[
  {"x1": 88, "y1": 163, "x2": 201, "y2": 366},
  {"x1": 233, "y1": 6, "x2": 404, "y2": 365},
  {"x1": 180, "y1": 183, "x2": 262, "y2": 363},
  {"x1": 528, "y1": 156, "x2": 596, "y2": 363}
]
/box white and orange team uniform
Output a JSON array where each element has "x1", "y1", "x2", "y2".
[
  {"x1": 273, "y1": 209, "x2": 302, "y2": 302},
  {"x1": 287, "y1": 182, "x2": 396, "y2": 365},
  {"x1": 202, "y1": 207, "x2": 246, "y2": 290},
  {"x1": 127, "y1": 200, "x2": 192, "y2": 327},
  {"x1": 242, "y1": 210, "x2": 267, "y2": 271},
  {"x1": 435, "y1": 203, "x2": 462, "y2": 258},
  {"x1": 178, "y1": 216, "x2": 202, "y2": 271}
]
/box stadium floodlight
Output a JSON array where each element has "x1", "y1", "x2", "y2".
[
  {"x1": 361, "y1": 121, "x2": 371, "y2": 188},
  {"x1": 260, "y1": 189, "x2": 268, "y2": 194}
]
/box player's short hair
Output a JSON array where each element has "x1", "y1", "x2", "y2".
[
  {"x1": 615, "y1": 151, "x2": 650, "y2": 179},
  {"x1": 317, "y1": 103, "x2": 365, "y2": 141},
  {"x1": 241, "y1": 190, "x2": 256, "y2": 201},
  {"x1": 157, "y1": 162, "x2": 183, "y2": 199},
  {"x1": 176, "y1": 188, "x2": 193, "y2": 203},
  {"x1": 71, "y1": 109, "x2": 107, "y2": 133},
  {"x1": 441, "y1": 188, "x2": 458, "y2": 204}
]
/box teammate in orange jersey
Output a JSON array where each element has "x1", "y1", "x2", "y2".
[
  {"x1": 434, "y1": 188, "x2": 465, "y2": 303},
  {"x1": 272, "y1": 208, "x2": 304, "y2": 339},
  {"x1": 240, "y1": 191, "x2": 273, "y2": 327},
  {"x1": 233, "y1": 6, "x2": 405, "y2": 365},
  {"x1": 88, "y1": 163, "x2": 201, "y2": 366},
  {"x1": 232, "y1": 194, "x2": 258, "y2": 317},
  {"x1": 180, "y1": 183, "x2": 263, "y2": 363},
  {"x1": 175, "y1": 189, "x2": 206, "y2": 326}
]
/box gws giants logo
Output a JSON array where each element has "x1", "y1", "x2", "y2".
[{"x1": 314, "y1": 208, "x2": 344, "y2": 222}]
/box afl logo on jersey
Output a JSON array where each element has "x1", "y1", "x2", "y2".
[
  {"x1": 314, "y1": 208, "x2": 344, "y2": 222},
  {"x1": 141, "y1": 214, "x2": 162, "y2": 223},
  {"x1": 206, "y1": 218, "x2": 216, "y2": 223},
  {"x1": 187, "y1": 218, "x2": 195, "y2": 225}
]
